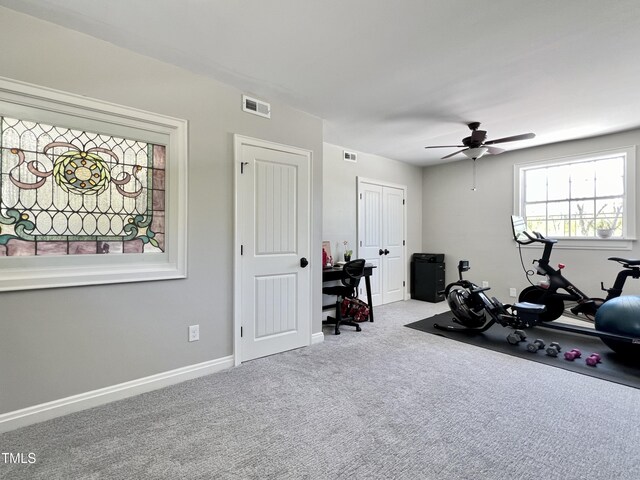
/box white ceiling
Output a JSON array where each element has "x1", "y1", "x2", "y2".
[{"x1": 2, "y1": 0, "x2": 640, "y2": 166}]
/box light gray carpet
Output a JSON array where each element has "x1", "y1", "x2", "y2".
[{"x1": 2, "y1": 300, "x2": 640, "y2": 480}]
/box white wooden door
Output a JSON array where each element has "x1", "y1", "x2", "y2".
[
  {"x1": 358, "y1": 183, "x2": 383, "y2": 305},
  {"x1": 235, "y1": 136, "x2": 311, "y2": 362},
  {"x1": 382, "y1": 186, "x2": 405, "y2": 303},
  {"x1": 358, "y1": 179, "x2": 406, "y2": 305}
]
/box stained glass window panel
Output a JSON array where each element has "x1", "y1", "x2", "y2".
[{"x1": 0, "y1": 116, "x2": 165, "y2": 256}]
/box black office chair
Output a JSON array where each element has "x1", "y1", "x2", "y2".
[{"x1": 322, "y1": 258, "x2": 366, "y2": 335}]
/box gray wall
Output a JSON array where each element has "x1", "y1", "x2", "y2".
[
  {"x1": 0, "y1": 8, "x2": 324, "y2": 414},
  {"x1": 422, "y1": 129, "x2": 640, "y2": 301},
  {"x1": 323, "y1": 142, "x2": 423, "y2": 292}
]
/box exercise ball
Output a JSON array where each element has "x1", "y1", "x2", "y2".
[{"x1": 595, "y1": 296, "x2": 640, "y2": 357}]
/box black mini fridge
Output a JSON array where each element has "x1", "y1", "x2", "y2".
[{"x1": 410, "y1": 253, "x2": 445, "y2": 302}]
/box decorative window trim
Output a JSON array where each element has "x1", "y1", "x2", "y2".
[
  {"x1": 513, "y1": 146, "x2": 636, "y2": 251},
  {"x1": 0, "y1": 76, "x2": 188, "y2": 291}
]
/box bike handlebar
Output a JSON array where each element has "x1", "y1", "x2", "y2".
[{"x1": 516, "y1": 230, "x2": 557, "y2": 246}]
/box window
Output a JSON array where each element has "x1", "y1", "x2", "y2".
[
  {"x1": 515, "y1": 147, "x2": 636, "y2": 249},
  {"x1": 1, "y1": 117, "x2": 165, "y2": 255},
  {"x1": 0, "y1": 77, "x2": 187, "y2": 290}
]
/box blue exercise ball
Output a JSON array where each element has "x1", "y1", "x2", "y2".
[{"x1": 595, "y1": 296, "x2": 640, "y2": 357}]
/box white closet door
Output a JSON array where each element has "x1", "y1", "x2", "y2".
[
  {"x1": 358, "y1": 182, "x2": 383, "y2": 305},
  {"x1": 358, "y1": 179, "x2": 406, "y2": 305},
  {"x1": 382, "y1": 186, "x2": 405, "y2": 303}
]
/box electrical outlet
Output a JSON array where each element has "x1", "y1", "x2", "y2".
[
  {"x1": 482, "y1": 281, "x2": 489, "y2": 288},
  {"x1": 509, "y1": 288, "x2": 517, "y2": 298},
  {"x1": 188, "y1": 324, "x2": 200, "y2": 342}
]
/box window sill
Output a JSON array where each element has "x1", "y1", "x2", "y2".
[{"x1": 518, "y1": 238, "x2": 634, "y2": 251}]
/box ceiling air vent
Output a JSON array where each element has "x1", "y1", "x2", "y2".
[
  {"x1": 343, "y1": 150, "x2": 357, "y2": 162},
  {"x1": 242, "y1": 95, "x2": 271, "y2": 118}
]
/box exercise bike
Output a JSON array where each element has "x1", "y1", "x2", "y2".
[
  {"x1": 511, "y1": 215, "x2": 640, "y2": 322},
  {"x1": 436, "y1": 218, "x2": 640, "y2": 355},
  {"x1": 437, "y1": 259, "x2": 640, "y2": 355}
]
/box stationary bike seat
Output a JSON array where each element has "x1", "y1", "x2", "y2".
[{"x1": 608, "y1": 257, "x2": 640, "y2": 266}]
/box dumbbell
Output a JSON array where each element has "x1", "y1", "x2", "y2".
[
  {"x1": 506, "y1": 329, "x2": 527, "y2": 345},
  {"x1": 586, "y1": 353, "x2": 602, "y2": 367},
  {"x1": 564, "y1": 348, "x2": 582, "y2": 361},
  {"x1": 545, "y1": 342, "x2": 561, "y2": 357},
  {"x1": 526, "y1": 339, "x2": 545, "y2": 353}
]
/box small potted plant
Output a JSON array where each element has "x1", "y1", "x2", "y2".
[
  {"x1": 595, "y1": 205, "x2": 622, "y2": 239},
  {"x1": 343, "y1": 241, "x2": 353, "y2": 262},
  {"x1": 596, "y1": 219, "x2": 614, "y2": 238}
]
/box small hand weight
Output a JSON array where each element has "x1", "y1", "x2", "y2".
[
  {"x1": 564, "y1": 349, "x2": 582, "y2": 361},
  {"x1": 506, "y1": 329, "x2": 527, "y2": 345},
  {"x1": 545, "y1": 342, "x2": 561, "y2": 357},
  {"x1": 586, "y1": 353, "x2": 602, "y2": 367},
  {"x1": 526, "y1": 339, "x2": 545, "y2": 353}
]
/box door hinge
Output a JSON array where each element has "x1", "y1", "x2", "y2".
[
  {"x1": 403, "y1": 199, "x2": 405, "y2": 205},
  {"x1": 241, "y1": 245, "x2": 244, "y2": 255},
  {"x1": 360, "y1": 193, "x2": 362, "y2": 200},
  {"x1": 403, "y1": 281, "x2": 406, "y2": 287},
  {"x1": 241, "y1": 326, "x2": 243, "y2": 337},
  {"x1": 241, "y1": 162, "x2": 249, "y2": 174},
  {"x1": 403, "y1": 240, "x2": 405, "y2": 246}
]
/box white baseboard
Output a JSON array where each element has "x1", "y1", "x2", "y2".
[
  {"x1": 311, "y1": 331, "x2": 324, "y2": 344},
  {"x1": 0, "y1": 355, "x2": 234, "y2": 434}
]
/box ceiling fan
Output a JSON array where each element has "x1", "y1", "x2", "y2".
[{"x1": 424, "y1": 122, "x2": 535, "y2": 160}]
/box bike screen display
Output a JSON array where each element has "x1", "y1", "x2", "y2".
[{"x1": 511, "y1": 215, "x2": 528, "y2": 242}]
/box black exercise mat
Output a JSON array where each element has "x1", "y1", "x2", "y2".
[{"x1": 406, "y1": 312, "x2": 640, "y2": 389}]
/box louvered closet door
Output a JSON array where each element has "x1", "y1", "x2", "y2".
[{"x1": 237, "y1": 139, "x2": 311, "y2": 362}]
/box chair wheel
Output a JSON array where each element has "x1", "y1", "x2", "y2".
[
  {"x1": 356, "y1": 325, "x2": 361, "y2": 332},
  {"x1": 335, "y1": 330, "x2": 341, "y2": 335}
]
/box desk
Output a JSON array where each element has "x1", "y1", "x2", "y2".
[{"x1": 322, "y1": 264, "x2": 376, "y2": 322}]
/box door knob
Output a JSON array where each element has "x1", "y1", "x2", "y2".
[
  {"x1": 379, "y1": 249, "x2": 384, "y2": 255},
  {"x1": 300, "y1": 257, "x2": 309, "y2": 268},
  {"x1": 384, "y1": 249, "x2": 390, "y2": 255}
]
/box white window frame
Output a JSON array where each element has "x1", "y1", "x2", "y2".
[
  {"x1": 0, "y1": 76, "x2": 188, "y2": 291},
  {"x1": 514, "y1": 146, "x2": 636, "y2": 250}
]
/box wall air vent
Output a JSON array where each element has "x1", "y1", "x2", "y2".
[
  {"x1": 242, "y1": 95, "x2": 271, "y2": 118},
  {"x1": 343, "y1": 150, "x2": 357, "y2": 162}
]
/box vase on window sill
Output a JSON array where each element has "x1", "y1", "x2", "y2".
[{"x1": 597, "y1": 228, "x2": 614, "y2": 239}]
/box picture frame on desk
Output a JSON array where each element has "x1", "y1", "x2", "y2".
[{"x1": 322, "y1": 240, "x2": 333, "y2": 268}]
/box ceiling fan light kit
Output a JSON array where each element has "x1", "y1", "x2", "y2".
[{"x1": 463, "y1": 147, "x2": 488, "y2": 160}]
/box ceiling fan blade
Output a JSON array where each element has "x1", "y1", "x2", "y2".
[
  {"x1": 484, "y1": 133, "x2": 535, "y2": 145},
  {"x1": 486, "y1": 146, "x2": 505, "y2": 155},
  {"x1": 441, "y1": 148, "x2": 467, "y2": 160},
  {"x1": 424, "y1": 145, "x2": 465, "y2": 149}
]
